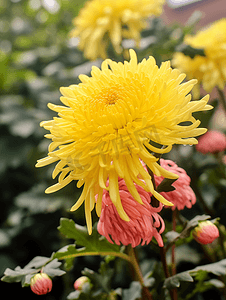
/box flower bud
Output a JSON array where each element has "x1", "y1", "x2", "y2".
[
  {"x1": 74, "y1": 276, "x2": 90, "y2": 291},
  {"x1": 30, "y1": 273, "x2": 52, "y2": 295},
  {"x1": 193, "y1": 221, "x2": 219, "y2": 245}
]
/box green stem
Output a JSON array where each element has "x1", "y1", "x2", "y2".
[
  {"x1": 56, "y1": 247, "x2": 153, "y2": 299},
  {"x1": 171, "y1": 210, "x2": 177, "y2": 277},
  {"x1": 56, "y1": 251, "x2": 132, "y2": 263},
  {"x1": 171, "y1": 210, "x2": 178, "y2": 300},
  {"x1": 160, "y1": 247, "x2": 175, "y2": 300},
  {"x1": 127, "y1": 245, "x2": 153, "y2": 300},
  {"x1": 127, "y1": 245, "x2": 144, "y2": 285}
]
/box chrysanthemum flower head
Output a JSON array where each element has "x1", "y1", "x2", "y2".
[
  {"x1": 36, "y1": 49, "x2": 211, "y2": 234},
  {"x1": 154, "y1": 159, "x2": 196, "y2": 211},
  {"x1": 196, "y1": 130, "x2": 226, "y2": 154},
  {"x1": 30, "y1": 273, "x2": 52, "y2": 295},
  {"x1": 71, "y1": 0, "x2": 165, "y2": 60},
  {"x1": 193, "y1": 220, "x2": 219, "y2": 245},
  {"x1": 74, "y1": 276, "x2": 91, "y2": 291},
  {"x1": 97, "y1": 178, "x2": 165, "y2": 247},
  {"x1": 172, "y1": 18, "x2": 226, "y2": 97}
]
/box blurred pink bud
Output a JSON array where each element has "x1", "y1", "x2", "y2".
[
  {"x1": 30, "y1": 273, "x2": 52, "y2": 295},
  {"x1": 196, "y1": 130, "x2": 226, "y2": 154},
  {"x1": 74, "y1": 276, "x2": 90, "y2": 290},
  {"x1": 193, "y1": 221, "x2": 219, "y2": 245},
  {"x1": 97, "y1": 178, "x2": 165, "y2": 248},
  {"x1": 154, "y1": 159, "x2": 196, "y2": 211}
]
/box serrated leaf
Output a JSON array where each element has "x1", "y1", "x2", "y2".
[
  {"x1": 24, "y1": 256, "x2": 50, "y2": 269},
  {"x1": 121, "y1": 281, "x2": 142, "y2": 300},
  {"x1": 191, "y1": 259, "x2": 226, "y2": 276},
  {"x1": 164, "y1": 259, "x2": 226, "y2": 289},
  {"x1": 1, "y1": 267, "x2": 36, "y2": 284},
  {"x1": 54, "y1": 244, "x2": 87, "y2": 270},
  {"x1": 42, "y1": 258, "x2": 66, "y2": 277},
  {"x1": 1, "y1": 256, "x2": 65, "y2": 285},
  {"x1": 57, "y1": 218, "x2": 121, "y2": 253},
  {"x1": 163, "y1": 272, "x2": 194, "y2": 289}
]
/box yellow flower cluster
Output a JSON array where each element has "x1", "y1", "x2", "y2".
[
  {"x1": 172, "y1": 18, "x2": 226, "y2": 97},
  {"x1": 36, "y1": 50, "x2": 211, "y2": 234},
  {"x1": 71, "y1": 0, "x2": 165, "y2": 60}
]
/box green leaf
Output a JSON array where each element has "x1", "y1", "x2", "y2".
[
  {"x1": 1, "y1": 266, "x2": 36, "y2": 284},
  {"x1": 164, "y1": 272, "x2": 194, "y2": 289},
  {"x1": 56, "y1": 218, "x2": 121, "y2": 253},
  {"x1": 164, "y1": 259, "x2": 226, "y2": 289},
  {"x1": 55, "y1": 218, "x2": 127, "y2": 273},
  {"x1": 165, "y1": 231, "x2": 180, "y2": 244},
  {"x1": 191, "y1": 259, "x2": 226, "y2": 276},
  {"x1": 206, "y1": 279, "x2": 224, "y2": 289},
  {"x1": 54, "y1": 244, "x2": 80, "y2": 270},
  {"x1": 24, "y1": 256, "x2": 50, "y2": 269},
  {"x1": 175, "y1": 44, "x2": 205, "y2": 58},
  {"x1": 1, "y1": 256, "x2": 65, "y2": 286},
  {"x1": 67, "y1": 290, "x2": 82, "y2": 299},
  {"x1": 166, "y1": 215, "x2": 211, "y2": 247},
  {"x1": 156, "y1": 178, "x2": 177, "y2": 193},
  {"x1": 42, "y1": 258, "x2": 66, "y2": 277},
  {"x1": 82, "y1": 261, "x2": 114, "y2": 293},
  {"x1": 121, "y1": 281, "x2": 142, "y2": 300}
]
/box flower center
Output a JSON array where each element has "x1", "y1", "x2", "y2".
[{"x1": 94, "y1": 86, "x2": 122, "y2": 108}]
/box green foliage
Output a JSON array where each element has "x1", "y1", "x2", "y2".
[
  {"x1": 121, "y1": 281, "x2": 142, "y2": 300},
  {"x1": 164, "y1": 259, "x2": 226, "y2": 289},
  {"x1": 165, "y1": 214, "x2": 211, "y2": 247},
  {"x1": 156, "y1": 178, "x2": 177, "y2": 193},
  {"x1": 54, "y1": 218, "x2": 129, "y2": 270},
  {"x1": 1, "y1": 256, "x2": 65, "y2": 287},
  {"x1": 175, "y1": 44, "x2": 205, "y2": 59}
]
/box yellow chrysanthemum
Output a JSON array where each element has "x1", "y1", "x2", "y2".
[
  {"x1": 36, "y1": 49, "x2": 211, "y2": 234},
  {"x1": 71, "y1": 0, "x2": 165, "y2": 60},
  {"x1": 172, "y1": 18, "x2": 226, "y2": 97}
]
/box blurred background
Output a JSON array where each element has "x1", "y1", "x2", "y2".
[{"x1": 0, "y1": 0, "x2": 226, "y2": 299}]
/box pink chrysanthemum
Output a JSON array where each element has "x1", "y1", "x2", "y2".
[
  {"x1": 97, "y1": 178, "x2": 165, "y2": 248},
  {"x1": 30, "y1": 273, "x2": 52, "y2": 295},
  {"x1": 74, "y1": 276, "x2": 90, "y2": 291},
  {"x1": 193, "y1": 221, "x2": 219, "y2": 245},
  {"x1": 154, "y1": 159, "x2": 196, "y2": 211},
  {"x1": 196, "y1": 130, "x2": 226, "y2": 154}
]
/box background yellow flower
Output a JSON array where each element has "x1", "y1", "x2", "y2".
[
  {"x1": 172, "y1": 18, "x2": 226, "y2": 97},
  {"x1": 71, "y1": 0, "x2": 165, "y2": 60},
  {"x1": 36, "y1": 49, "x2": 211, "y2": 234}
]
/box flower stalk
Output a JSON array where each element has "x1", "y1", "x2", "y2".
[{"x1": 127, "y1": 245, "x2": 153, "y2": 300}]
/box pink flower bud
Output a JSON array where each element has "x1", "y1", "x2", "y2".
[
  {"x1": 74, "y1": 276, "x2": 90, "y2": 290},
  {"x1": 30, "y1": 273, "x2": 52, "y2": 295},
  {"x1": 196, "y1": 130, "x2": 226, "y2": 154},
  {"x1": 193, "y1": 221, "x2": 219, "y2": 245}
]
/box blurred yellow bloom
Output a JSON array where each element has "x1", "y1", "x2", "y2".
[
  {"x1": 71, "y1": 0, "x2": 165, "y2": 60},
  {"x1": 36, "y1": 49, "x2": 211, "y2": 234},
  {"x1": 172, "y1": 18, "x2": 226, "y2": 97}
]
